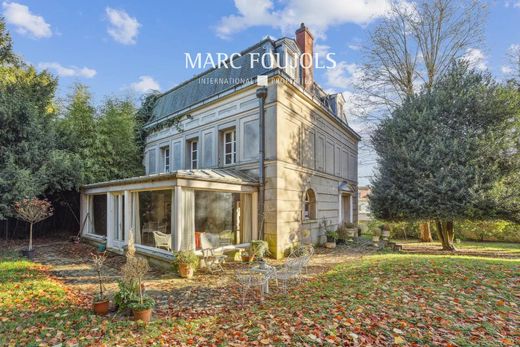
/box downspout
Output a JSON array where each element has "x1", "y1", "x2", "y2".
[{"x1": 256, "y1": 86, "x2": 268, "y2": 240}]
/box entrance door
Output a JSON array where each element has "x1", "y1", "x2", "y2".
[{"x1": 342, "y1": 194, "x2": 352, "y2": 224}]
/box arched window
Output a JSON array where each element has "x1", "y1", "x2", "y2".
[{"x1": 303, "y1": 189, "x2": 316, "y2": 220}]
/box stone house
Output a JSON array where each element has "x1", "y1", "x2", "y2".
[{"x1": 80, "y1": 24, "x2": 360, "y2": 261}]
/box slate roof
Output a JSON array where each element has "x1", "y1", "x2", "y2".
[
  {"x1": 82, "y1": 168, "x2": 259, "y2": 190},
  {"x1": 148, "y1": 39, "x2": 274, "y2": 125}
]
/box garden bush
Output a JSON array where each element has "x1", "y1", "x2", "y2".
[{"x1": 367, "y1": 219, "x2": 520, "y2": 243}]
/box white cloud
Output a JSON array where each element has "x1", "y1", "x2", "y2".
[
  {"x1": 130, "y1": 76, "x2": 160, "y2": 93},
  {"x1": 38, "y1": 62, "x2": 96, "y2": 78},
  {"x1": 501, "y1": 65, "x2": 513, "y2": 75},
  {"x1": 505, "y1": 1, "x2": 520, "y2": 8},
  {"x1": 325, "y1": 61, "x2": 364, "y2": 90},
  {"x1": 216, "y1": 0, "x2": 394, "y2": 39},
  {"x1": 105, "y1": 7, "x2": 140, "y2": 45},
  {"x1": 463, "y1": 48, "x2": 487, "y2": 71},
  {"x1": 314, "y1": 44, "x2": 331, "y2": 57},
  {"x1": 509, "y1": 43, "x2": 520, "y2": 55},
  {"x1": 2, "y1": 1, "x2": 52, "y2": 38}
]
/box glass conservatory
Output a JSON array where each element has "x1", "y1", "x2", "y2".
[{"x1": 80, "y1": 169, "x2": 258, "y2": 259}]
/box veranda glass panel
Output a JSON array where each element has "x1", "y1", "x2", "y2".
[
  {"x1": 137, "y1": 190, "x2": 172, "y2": 251},
  {"x1": 91, "y1": 195, "x2": 107, "y2": 236},
  {"x1": 194, "y1": 191, "x2": 241, "y2": 249}
]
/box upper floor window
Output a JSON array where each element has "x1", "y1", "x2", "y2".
[
  {"x1": 189, "y1": 140, "x2": 198, "y2": 169},
  {"x1": 286, "y1": 53, "x2": 297, "y2": 80},
  {"x1": 223, "y1": 129, "x2": 236, "y2": 165},
  {"x1": 303, "y1": 189, "x2": 316, "y2": 220},
  {"x1": 148, "y1": 149, "x2": 157, "y2": 174},
  {"x1": 160, "y1": 146, "x2": 170, "y2": 172}
]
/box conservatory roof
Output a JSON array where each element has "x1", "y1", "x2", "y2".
[{"x1": 81, "y1": 169, "x2": 259, "y2": 190}]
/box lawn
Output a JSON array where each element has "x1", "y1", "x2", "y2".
[
  {"x1": 1, "y1": 251, "x2": 518, "y2": 346},
  {"x1": 396, "y1": 240, "x2": 520, "y2": 256}
]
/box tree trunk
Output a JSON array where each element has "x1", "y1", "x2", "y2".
[
  {"x1": 28, "y1": 223, "x2": 33, "y2": 251},
  {"x1": 419, "y1": 222, "x2": 433, "y2": 242},
  {"x1": 436, "y1": 220, "x2": 455, "y2": 251}
]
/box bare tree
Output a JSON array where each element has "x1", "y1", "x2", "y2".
[
  {"x1": 357, "y1": 0, "x2": 487, "y2": 241},
  {"x1": 356, "y1": 0, "x2": 486, "y2": 119},
  {"x1": 15, "y1": 198, "x2": 54, "y2": 252}
]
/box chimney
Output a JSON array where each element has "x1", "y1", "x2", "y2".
[{"x1": 295, "y1": 23, "x2": 314, "y2": 91}]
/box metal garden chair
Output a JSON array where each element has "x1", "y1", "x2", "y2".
[{"x1": 235, "y1": 268, "x2": 273, "y2": 304}]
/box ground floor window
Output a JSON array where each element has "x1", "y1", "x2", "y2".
[
  {"x1": 137, "y1": 190, "x2": 172, "y2": 251},
  {"x1": 303, "y1": 189, "x2": 317, "y2": 220},
  {"x1": 194, "y1": 191, "x2": 241, "y2": 249},
  {"x1": 91, "y1": 194, "x2": 107, "y2": 236},
  {"x1": 113, "y1": 194, "x2": 125, "y2": 242}
]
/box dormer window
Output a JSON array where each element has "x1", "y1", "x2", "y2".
[{"x1": 286, "y1": 53, "x2": 298, "y2": 80}]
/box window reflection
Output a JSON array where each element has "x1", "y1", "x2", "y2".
[{"x1": 138, "y1": 190, "x2": 172, "y2": 251}]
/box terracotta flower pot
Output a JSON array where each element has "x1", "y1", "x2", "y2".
[
  {"x1": 93, "y1": 299, "x2": 110, "y2": 315},
  {"x1": 133, "y1": 308, "x2": 152, "y2": 323},
  {"x1": 241, "y1": 255, "x2": 251, "y2": 263},
  {"x1": 178, "y1": 263, "x2": 194, "y2": 279}
]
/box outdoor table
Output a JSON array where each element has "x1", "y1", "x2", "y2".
[{"x1": 249, "y1": 264, "x2": 275, "y2": 294}]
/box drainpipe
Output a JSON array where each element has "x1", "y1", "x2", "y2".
[{"x1": 256, "y1": 86, "x2": 268, "y2": 240}]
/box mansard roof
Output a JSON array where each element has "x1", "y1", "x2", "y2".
[{"x1": 148, "y1": 38, "x2": 275, "y2": 125}]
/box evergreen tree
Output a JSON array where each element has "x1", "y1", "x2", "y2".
[
  {"x1": 56, "y1": 83, "x2": 97, "y2": 184},
  {"x1": 93, "y1": 97, "x2": 143, "y2": 181},
  {"x1": 370, "y1": 62, "x2": 520, "y2": 250}
]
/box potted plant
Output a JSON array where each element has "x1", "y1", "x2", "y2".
[
  {"x1": 241, "y1": 251, "x2": 252, "y2": 263},
  {"x1": 343, "y1": 222, "x2": 358, "y2": 242},
  {"x1": 372, "y1": 228, "x2": 381, "y2": 246},
  {"x1": 381, "y1": 224, "x2": 390, "y2": 241},
  {"x1": 173, "y1": 250, "x2": 199, "y2": 279},
  {"x1": 128, "y1": 296, "x2": 155, "y2": 323},
  {"x1": 325, "y1": 230, "x2": 338, "y2": 248},
  {"x1": 114, "y1": 280, "x2": 138, "y2": 313},
  {"x1": 14, "y1": 198, "x2": 54, "y2": 259},
  {"x1": 121, "y1": 230, "x2": 154, "y2": 322},
  {"x1": 91, "y1": 252, "x2": 110, "y2": 315},
  {"x1": 250, "y1": 240, "x2": 271, "y2": 262}
]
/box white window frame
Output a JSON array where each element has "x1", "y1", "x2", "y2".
[
  {"x1": 161, "y1": 145, "x2": 170, "y2": 173},
  {"x1": 223, "y1": 129, "x2": 237, "y2": 165},
  {"x1": 190, "y1": 140, "x2": 198, "y2": 169},
  {"x1": 286, "y1": 53, "x2": 297, "y2": 80},
  {"x1": 303, "y1": 189, "x2": 316, "y2": 220},
  {"x1": 113, "y1": 194, "x2": 124, "y2": 243}
]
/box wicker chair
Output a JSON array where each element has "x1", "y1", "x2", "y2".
[
  {"x1": 152, "y1": 231, "x2": 172, "y2": 251},
  {"x1": 200, "y1": 233, "x2": 226, "y2": 273}
]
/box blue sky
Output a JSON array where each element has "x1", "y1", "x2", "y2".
[{"x1": 2, "y1": 0, "x2": 520, "y2": 184}]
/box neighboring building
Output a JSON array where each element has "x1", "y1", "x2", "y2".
[
  {"x1": 80, "y1": 24, "x2": 360, "y2": 260},
  {"x1": 358, "y1": 186, "x2": 372, "y2": 222}
]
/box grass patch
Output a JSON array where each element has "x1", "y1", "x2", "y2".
[
  {"x1": 1, "y1": 252, "x2": 518, "y2": 346},
  {"x1": 396, "y1": 240, "x2": 520, "y2": 255}
]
